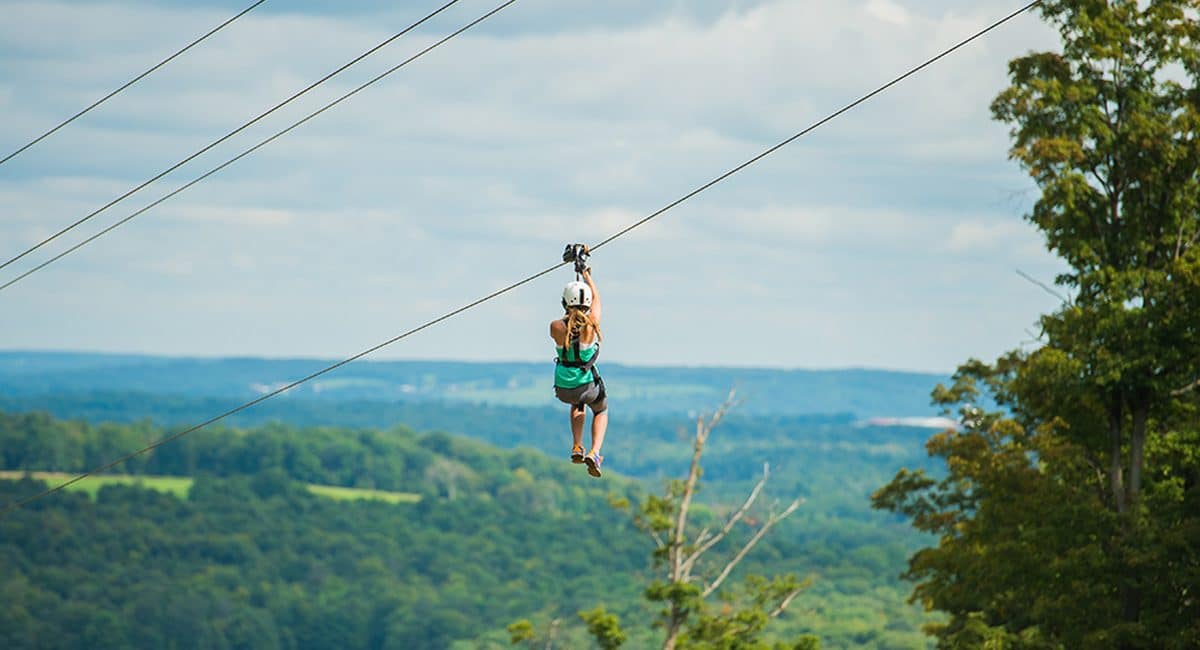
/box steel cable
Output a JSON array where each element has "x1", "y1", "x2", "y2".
[
  {"x1": 0, "y1": 0, "x2": 465, "y2": 275},
  {"x1": 0, "y1": 0, "x2": 268, "y2": 167}
]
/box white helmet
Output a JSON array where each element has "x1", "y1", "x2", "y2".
[{"x1": 562, "y1": 280, "x2": 592, "y2": 309}]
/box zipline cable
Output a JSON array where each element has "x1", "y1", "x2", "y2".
[
  {"x1": 0, "y1": 0, "x2": 513, "y2": 294},
  {"x1": 0, "y1": 0, "x2": 465, "y2": 275},
  {"x1": 592, "y1": 0, "x2": 1042, "y2": 252},
  {"x1": 0, "y1": 0, "x2": 1040, "y2": 516},
  {"x1": 0, "y1": 0, "x2": 268, "y2": 168}
]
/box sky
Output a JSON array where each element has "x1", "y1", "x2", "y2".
[{"x1": 0, "y1": 0, "x2": 1067, "y2": 372}]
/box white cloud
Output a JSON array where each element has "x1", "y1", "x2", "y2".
[
  {"x1": 945, "y1": 219, "x2": 1032, "y2": 253},
  {"x1": 172, "y1": 205, "x2": 294, "y2": 227},
  {"x1": 0, "y1": 0, "x2": 1069, "y2": 372},
  {"x1": 865, "y1": 0, "x2": 911, "y2": 26}
]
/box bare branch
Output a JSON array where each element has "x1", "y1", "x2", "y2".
[
  {"x1": 769, "y1": 587, "x2": 806, "y2": 619},
  {"x1": 1020, "y1": 327, "x2": 1047, "y2": 348},
  {"x1": 544, "y1": 618, "x2": 560, "y2": 650},
  {"x1": 1016, "y1": 268, "x2": 1071, "y2": 306},
  {"x1": 704, "y1": 388, "x2": 740, "y2": 434},
  {"x1": 670, "y1": 415, "x2": 708, "y2": 582},
  {"x1": 649, "y1": 529, "x2": 666, "y2": 549},
  {"x1": 1172, "y1": 378, "x2": 1200, "y2": 397},
  {"x1": 681, "y1": 463, "x2": 770, "y2": 575},
  {"x1": 1081, "y1": 450, "x2": 1109, "y2": 501},
  {"x1": 1186, "y1": 223, "x2": 1200, "y2": 255},
  {"x1": 1086, "y1": 161, "x2": 1112, "y2": 196},
  {"x1": 995, "y1": 186, "x2": 1035, "y2": 210},
  {"x1": 670, "y1": 388, "x2": 740, "y2": 582},
  {"x1": 1023, "y1": 327, "x2": 1047, "y2": 343},
  {"x1": 702, "y1": 497, "x2": 803, "y2": 598}
]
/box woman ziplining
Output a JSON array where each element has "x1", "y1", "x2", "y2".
[{"x1": 551, "y1": 244, "x2": 608, "y2": 477}]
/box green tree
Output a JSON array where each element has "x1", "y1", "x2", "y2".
[
  {"x1": 874, "y1": 1, "x2": 1200, "y2": 647},
  {"x1": 990, "y1": 0, "x2": 1200, "y2": 514},
  {"x1": 579, "y1": 607, "x2": 627, "y2": 650}
]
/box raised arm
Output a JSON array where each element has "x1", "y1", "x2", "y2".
[{"x1": 583, "y1": 268, "x2": 601, "y2": 324}]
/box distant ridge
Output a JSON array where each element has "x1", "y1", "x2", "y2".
[{"x1": 0, "y1": 350, "x2": 946, "y2": 418}]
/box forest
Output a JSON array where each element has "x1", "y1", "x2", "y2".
[{"x1": 0, "y1": 410, "x2": 932, "y2": 648}]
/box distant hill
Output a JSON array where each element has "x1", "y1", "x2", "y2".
[{"x1": 0, "y1": 350, "x2": 946, "y2": 418}]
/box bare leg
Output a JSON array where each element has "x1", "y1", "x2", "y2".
[
  {"x1": 589, "y1": 409, "x2": 608, "y2": 455},
  {"x1": 570, "y1": 405, "x2": 585, "y2": 449}
]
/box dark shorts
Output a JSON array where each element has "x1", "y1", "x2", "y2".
[{"x1": 554, "y1": 379, "x2": 607, "y2": 414}]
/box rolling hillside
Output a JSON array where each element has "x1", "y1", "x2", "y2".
[{"x1": 0, "y1": 350, "x2": 947, "y2": 417}]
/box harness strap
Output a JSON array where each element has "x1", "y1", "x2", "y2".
[
  {"x1": 557, "y1": 342, "x2": 600, "y2": 374},
  {"x1": 557, "y1": 319, "x2": 600, "y2": 376}
]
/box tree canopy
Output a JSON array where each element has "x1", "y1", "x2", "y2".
[{"x1": 875, "y1": 1, "x2": 1200, "y2": 647}]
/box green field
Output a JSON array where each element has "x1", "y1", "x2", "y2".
[
  {"x1": 306, "y1": 483, "x2": 422, "y2": 503},
  {"x1": 0, "y1": 471, "x2": 422, "y2": 504}
]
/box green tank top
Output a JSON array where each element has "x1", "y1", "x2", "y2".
[{"x1": 554, "y1": 341, "x2": 598, "y2": 389}]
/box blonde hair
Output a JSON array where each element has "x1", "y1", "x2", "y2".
[{"x1": 564, "y1": 307, "x2": 601, "y2": 346}]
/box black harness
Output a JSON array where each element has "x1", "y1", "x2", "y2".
[
  {"x1": 557, "y1": 319, "x2": 601, "y2": 379},
  {"x1": 557, "y1": 339, "x2": 605, "y2": 411}
]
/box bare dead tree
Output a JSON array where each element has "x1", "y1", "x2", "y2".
[
  {"x1": 542, "y1": 618, "x2": 560, "y2": 650},
  {"x1": 637, "y1": 389, "x2": 807, "y2": 650}
]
